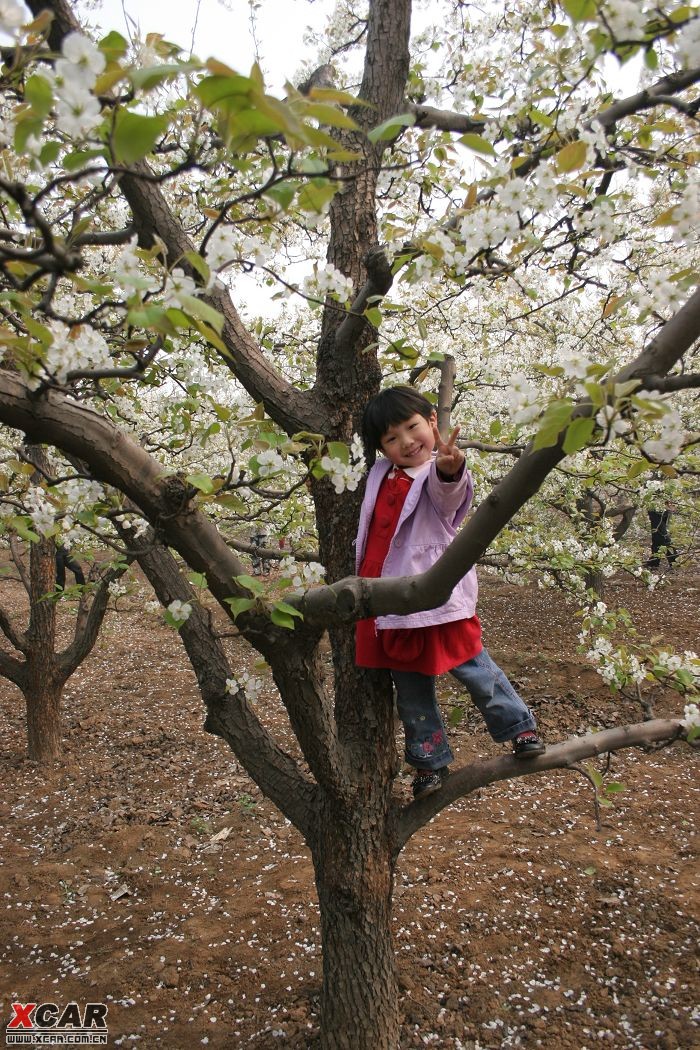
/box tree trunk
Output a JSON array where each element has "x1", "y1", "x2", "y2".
[
  {"x1": 313, "y1": 791, "x2": 400, "y2": 1050},
  {"x1": 24, "y1": 519, "x2": 62, "y2": 761},
  {"x1": 24, "y1": 674, "x2": 63, "y2": 762}
]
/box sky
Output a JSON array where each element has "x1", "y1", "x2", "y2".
[{"x1": 89, "y1": 0, "x2": 329, "y2": 93}]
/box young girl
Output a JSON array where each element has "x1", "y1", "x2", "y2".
[{"x1": 355, "y1": 386, "x2": 545, "y2": 799}]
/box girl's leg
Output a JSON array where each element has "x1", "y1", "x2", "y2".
[
  {"x1": 449, "y1": 647, "x2": 536, "y2": 742},
  {"x1": 391, "y1": 670, "x2": 454, "y2": 771}
]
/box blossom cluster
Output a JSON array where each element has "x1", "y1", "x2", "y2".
[
  {"x1": 225, "y1": 670, "x2": 263, "y2": 701},
  {"x1": 24, "y1": 486, "x2": 55, "y2": 535},
  {"x1": 302, "y1": 264, "x2": 355, "y2": 305},
  {"x1": 580, "y1": 598, "x2": 700, "y2": 694},
  {"x1": 505, "y1": 373, "x2": 541, "y2": 426},
  {"x1": 24, "y1": 320, "x2": 112, "y2": 389},
  {"x1": 641, "y1": 403, "x2": 686, "y2": 464},
  {"x1": 279, "y1": 557, "x2": 326, "y2": 595},
  {"x1": 319, "y1": 433, "x2": 366, "y2": 494},
  {"x1": 39, "y1": 32, "x2": 105, "y2": 139}
]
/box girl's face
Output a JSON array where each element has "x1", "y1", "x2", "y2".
[{"x1": 379, "y1": 411, "x2": 437, "y2": 468}]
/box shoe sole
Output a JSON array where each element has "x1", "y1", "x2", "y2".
[{"x1": 513, "y1": 745, "x2": 546, "y2": 759}]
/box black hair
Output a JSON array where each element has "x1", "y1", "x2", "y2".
[{"x1": 361, "y1": 386, "x2": 434, "y2": 466}]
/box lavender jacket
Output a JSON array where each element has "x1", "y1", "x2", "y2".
[{"x1": 354, "y1": 455, "x2": 478, "y2": 630}]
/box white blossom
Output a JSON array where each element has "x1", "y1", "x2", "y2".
[
  {"x1": 108, "y1": 580, "x2": 126, "y2": 598},
  {"x1": 0, "y1": 0, "x2": 26, "y2": 33},
  {"x1": 256, "y1": 449, "x2": 285, "y2": 478},
  {"x1": 675, "y1": 17, "x2": 700, "y2": 68},
  {"x1": 604, "y1": 0, "x2": 648, "y2": 40},
  {"x1": 161, "y1": 268, "x2": 198, "y2": 309},
  {"x1": 287, "y1": 561, "x2": 326, "y2": 595},
  {"x1": 596, "y1": 405, "x2": 630, "y2": 438},
  {"x1": 167, "y1": 599, "x2": 192, "y2": 622},
  {"x1": 681, "y1": 702, "x2": 700, "y2": 730},
  {"x1": 302, "y1": 264, "x2": 355, "y2": 304},
  {"x1": 54, "y1": 84, "x2": 102, "y2": 138},
  {"x1": 61, "y1": 32, "x2": 106, "y2": 80},
  {"x1": 226, "y1": 670, "x2": 263, "y2": 701}
]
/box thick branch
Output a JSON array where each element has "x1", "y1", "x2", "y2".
[
  {"x1": 0, "y1": 601, "x2": 27, "y2": 655},
  {"x1": 333, "y1": 247, "x2": 394, "y2": 355},
  {"x1": 643, "y1": 372, "x2": 700, "y2": 392},
  {"x1": 0, "y1": 648, "x2": 26, "y2": 683},
  {"x1": 394, "y1": 718, "x2": 684, "y2": 852},
  {"x1": 118, "y1": 521, "x2": 316, "y2": 835}
]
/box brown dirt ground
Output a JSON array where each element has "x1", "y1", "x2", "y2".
[{"x1": 0, "y1": 564, "x2": 698, "y2": 1049}]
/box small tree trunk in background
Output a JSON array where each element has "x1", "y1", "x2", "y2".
[{"x1": 24, "y1": 532, "x2": 62, "y2": 761}]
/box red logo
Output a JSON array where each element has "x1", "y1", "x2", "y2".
[{"x1": 7, "y1": 1005, "x2": 37, "y2": 1030}]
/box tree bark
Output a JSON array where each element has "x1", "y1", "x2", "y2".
[
  {"x1": 312, "y1": 791, "x2": 400, "y2": 1050},
  {"x1": 24, "y1": 532, "x2": 61, "y2": 761}
]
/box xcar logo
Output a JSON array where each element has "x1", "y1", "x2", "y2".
[{"x1": 5, "y1": 1002, "x2": 108, "y2": 1045}]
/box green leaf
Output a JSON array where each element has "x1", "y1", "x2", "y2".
[
  {"x1": 234, "y1": 574, "x2": 265, "y2": 596},
  {"x1": 99, "y1": 30, "x2": 129, "y2": 62},
  {"x1": 367, "y1": 112, "x2": 416, "y2": 143},
  {"x1": 303, "y1": 102, "x2": 359, "y2": 130},
  {"x1": 562, "y1": 0, "x2": 597, "y2": 20},
  {"x1": 459, "y1": 133, "x2": 495, "y2": 157},
  {"x1": 186, "y1": 473, "x2": 214, "y2": 494},
  {"x1": 365, "y1": 306, "x2": 382, "y2": 327},
  {"x1": 111, "y1": 110, "x2": 170, "y2": 164},
  {"x1": 296, "y1": 179, "x2": 339, "y2": 213},
  {"x1": 555, "y1": 139, "x2": 589, "y2": 173},
  {"x1": 131, "y1": 62, "x2": 196, "y2": 91},
  {"x1": 563, "y1": 416, "x2": 596, "y2": 454},
  {"x1": 9, "y1": 516, "x2": 40, "y2": 543},
  {"x1": 605, "y1": 782, "x2": 625, "y2": 794},
  {"x1": 627, "y1": 459, "x2": 651, "y2": 480},
  {"x1": 583, "y1": 865, "x2": 597, "y2": 876},
  {"x1": 263, "y1": 182, "x2": 297, "y2": 209},
  {"x1": 194, "y1": 73, "x2": 253, "y2": 110},
  {"x1": 224, "y1": 597, "x2": 255, "y2": 618},
  {"x1": 270, "y1": 607, "x2": 297, "y2": 629},
  {"x1": 532, "y1": 399, "x2": 574, "y2": 451},
  {"x1": 326, "y1": 441, "x2": 349, "y2": 465},
  {"x1": 272, "y1": 600, "x2": 303, "y2": 619},
  {"x1": 177, "y1": 293, "x2": 224, "y2": 333},
  {"x1": 25, "y1": 75, "x2": 53, "y2": 117},
  {"x1": 183, "y1": 251, "x2": 212, "y2": 289}
]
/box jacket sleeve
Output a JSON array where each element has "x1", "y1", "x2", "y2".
[{"x1": 425, "y1": 460, "x2": 473, "y2": 525}]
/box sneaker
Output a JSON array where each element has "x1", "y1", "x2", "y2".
[
  {"x1": 512, "y1": 731, "x2": 546, "y2": 759},
  {"x1": 412, "y1": 767, "x2": 449, "y2": 800}
]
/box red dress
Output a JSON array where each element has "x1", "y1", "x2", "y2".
[{"x1": 355, "y1": 468, "x2": 482, "y2": 674}]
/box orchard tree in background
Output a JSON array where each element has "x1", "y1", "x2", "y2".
[
  {"x1": 0, "y1": 440, "x2": 132, "y2": 759},
  {"x1": 0, "y1": 0, "x2": 699, "y2": 1045}
]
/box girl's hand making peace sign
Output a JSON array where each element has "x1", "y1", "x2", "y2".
[{"x1": 432, "y1": 421, "x2": 465, "y2": 478}]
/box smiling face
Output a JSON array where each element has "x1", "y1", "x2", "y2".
[{"x1": 379, "y1": 411, "x2": 437, "y2": 468}]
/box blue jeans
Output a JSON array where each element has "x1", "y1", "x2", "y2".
[{"x1": 392, "y1": 647, "x2": 536, "y2": 770}]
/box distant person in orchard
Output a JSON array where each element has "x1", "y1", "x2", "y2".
[
  {"x1": 55, "y1": 546, "x2": 85, "y2": 590},
  {"x1": 355, "y1": 386, "x2": 545, "y2": 800},
  {"x1": 646, "y1": 503, "x2": 678, "y2": 570}
]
